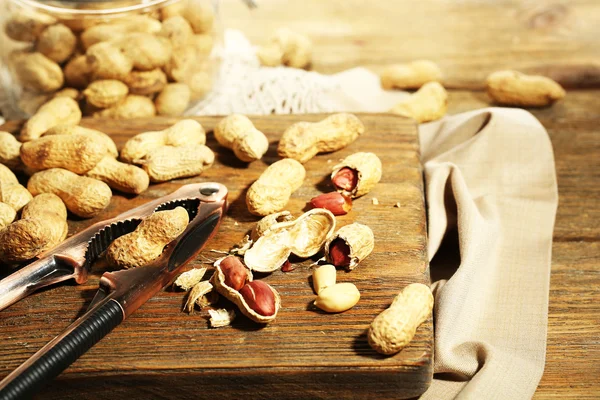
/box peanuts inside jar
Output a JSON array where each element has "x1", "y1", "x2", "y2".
[{"x1": 0, "y1": 0, "x2": 221, "y2": 119}]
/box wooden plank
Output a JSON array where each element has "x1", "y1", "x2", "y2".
[
  {"x1": 0, "y1": 114, "x2": 432, "y2": 399},
  {"x1": 222, "y1": 0, "x2": 600, "y2": 89},
  {"x1": 535, "y1": 241, "x2": 600, "y2": 399}
]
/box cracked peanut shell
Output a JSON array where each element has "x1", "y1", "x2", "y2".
[
  {"x1": 331, "y1": 152, "x2": 382, "y2": 198},
  {"x1": 244, "y1": 208, "x2": 336, "y2": 273},
  {"x1": 325, "y1": 222, "x2": 375, "y2": 270}
]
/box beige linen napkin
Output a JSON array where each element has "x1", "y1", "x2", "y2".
[{"x1": 418, "y1": 108, "x2": 558, "y2": 399}]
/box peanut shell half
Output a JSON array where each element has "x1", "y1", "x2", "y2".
[
  {"x1": 211, "y1": 257, "x2": 281, "y2": 324},
  {"x1": 244, "y1": 208, "x2": 335, "y2": 272}
]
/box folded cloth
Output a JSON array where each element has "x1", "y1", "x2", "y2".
[{"x1": 419, "y1": 108, "x2": 558, "y2": 399}]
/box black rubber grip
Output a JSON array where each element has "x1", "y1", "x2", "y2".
[{"x1": 0, "y1": 300, "x2": 123, "y2": 400}]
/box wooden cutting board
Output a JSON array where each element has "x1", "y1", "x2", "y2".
[{"x1": 0, "y1": 114, "x2": 431, "y2": 400}]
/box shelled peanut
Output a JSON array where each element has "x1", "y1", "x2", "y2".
[
  {"x1": 314, "y1": 282, "x2": 361, "y2": 313},
  {"x1": 0, "y1": 193, "x2": 68, "y2": 263},
  {"x1": 105, "y1": 207, "x2": 189, "y2": 269},
  {"x1": 211, "y1": 256, "x2": 281, "y2": 323},
  {"x1": 309, "y1": 192, "x2": 352, "y2": 216},
  {"x1": 3, "y1": 1, "x2": 217, "y2": 119}
]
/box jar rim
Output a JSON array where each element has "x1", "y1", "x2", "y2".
[{"x1": 9, "y1": 0, "x2": 178, "y2": 17}]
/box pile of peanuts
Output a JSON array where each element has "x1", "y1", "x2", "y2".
[
  {"x1": 4, "y1": 0, "x2": 216, "y2": 119},
  {"x1": 0, "y1": 118, "x2": 213, "y2": 264}
]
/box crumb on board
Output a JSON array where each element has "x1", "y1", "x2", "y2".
[
  {"x1": 372, "y1": 197, "x2": 379, "y2": 205},
  {"x1": 209, "y1": 308, "x2": 236, "y2": 328},
  {"x1": 394, "y1": 202, "x2": 401, "y2": 208}
]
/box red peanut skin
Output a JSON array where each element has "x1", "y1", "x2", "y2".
[
  {"x1": 281, "y1": 259, "x2": 294, "y2": 272},
  {"x1": 328, "y1": 239, "x2": 351, "y2": 267},
  {"x1": 220, "y1": 256, "x2": 249, "y2": 291},
  {"x1": 310, "y1": 192, "x2": 352, "y2": 216},
  {"x1": 239, "y1": 280, "x2": 276, "y2": 316},
  {"x1": 332, "y1": 167, "x2": 358, "y2": 191}
]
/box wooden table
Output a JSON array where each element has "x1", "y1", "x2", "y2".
[{"x1": 221, "y1": 0, "x2": 600, "y2": 398}]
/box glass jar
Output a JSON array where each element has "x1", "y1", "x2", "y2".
[{"x1": 0, "y1": 0, "x2": 221, "y2": 119}]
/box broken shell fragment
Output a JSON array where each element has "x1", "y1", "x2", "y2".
[
  {"x1": 325, "y1": 223, "x2": 374, "y2": 270},
  {"x1": 244, "y1": 208, "x2": 336, "y2": 273},
  {"x1": 174, "y1": 267, "x2": 207, "y2": 291},
  {"x1": 251, "y1": 211, "x2": 294, "y2": 242},
  {"x1": 208, "y1": 308, "x2": 236, "y2": 328},
  {"x1": 331, "y1": 152, "x2": 382, "y2": 198},
  {"x1": 184, "y1": 280, "x2": 214, "y2": 313},
  {"x1": 196, "y1": 290, "x2": 219, "y2": 308},
  {"x1": 230, "y1": 211, "x2": 294, "y2": 256}
]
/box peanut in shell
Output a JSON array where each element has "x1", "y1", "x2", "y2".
[
  {"x1": 141, "y1": 144, "x2": 214, "y2": 182},
  {"x1": 325, "y1": 223, "x2": 375, "y2": 271},
  {"x1": 331, "y1": 152, "x2": 382, "y2": 198},
  {"x1": 83, "y1": 79, "x2": 129, "y2": 108},
  {"x1": 0, "y1": 202, "x2": 17, "y2": 229}
]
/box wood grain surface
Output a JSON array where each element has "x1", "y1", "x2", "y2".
[
  {"x1": 0, "y1": 114, "x2": 433, "y2": 399},
  {"x1": 222, "y1": 0, "x2": 600, "y2": 89}
]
